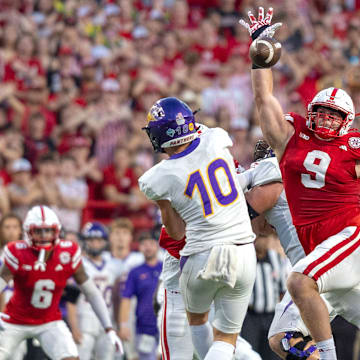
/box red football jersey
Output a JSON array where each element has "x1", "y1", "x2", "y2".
[
  {"x1": 3, "y1": 240, "x2": 82, "y2": 325},
  {"x1": 280, "y1": 113, "x2": 360, "y2": 252},
  {"x1": 159, "y1": 227, "x2": 186, "y2": 259}
]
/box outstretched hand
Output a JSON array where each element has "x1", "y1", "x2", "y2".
[{"x1": 239, "y1": 6, "x2": 282, "y2": 40}]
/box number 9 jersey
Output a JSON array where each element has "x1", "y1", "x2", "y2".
[
  {"x1": 3, "y1": 240, "x2": 82, "y2": 325},
  {"x1": 280, "y1": 113, "x2": 360, "y2": 252},
  {"x1": 139, "y1": 127, "x2": 255, "y2": 256}
]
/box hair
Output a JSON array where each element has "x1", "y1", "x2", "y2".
[
  {"x1": 0, "y1": 213, "x2": 23, "y2": 249},
  {"x1": 109, "y1": 217, "x2": 134, "y2": 234},
  {"x1": 138, "y1": 231, "x2": 156, "y2": 243},
  {"x1": 37, "y1": 153, "x2": 57, "y2": 164}
]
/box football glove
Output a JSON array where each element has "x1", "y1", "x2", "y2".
[
  {"x1": 0, "y1": 312, "x2": 10, "y2": 331},
  {"x1": 106, "y1": 329, "x2": 124, "y2": 355},
  {"x1": 239, "y1": 6, "x2": 282, "y2": 40}
]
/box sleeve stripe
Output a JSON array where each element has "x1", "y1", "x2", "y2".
[
  {"x1": 4, "y1": 253, "x2": 19, "y2": 270},
  {"x1": 72, "y1": 247, "x2": 81, "y2": 265},
  {"x1": 4, "y1": 246, "x2": 19, "y2": 264},
  {"x1": 72, "y1": 256, "x2": 82, "y2": 269}
]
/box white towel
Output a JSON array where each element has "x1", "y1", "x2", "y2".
[{"x1": 197, "y1": 245, "x2": 239, "y2": 288}]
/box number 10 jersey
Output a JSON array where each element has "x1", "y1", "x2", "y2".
[{"x1": 139, "y1": 127, "x2": 254, "y2": 256}]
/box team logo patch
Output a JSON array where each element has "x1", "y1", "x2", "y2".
[
  {"x1": 149, "y1": 103, "x2": 165, "y2": 122},
  {"x1": 348, "y1": 137, "x2": 360, "y2": 149},
  {"x1": 59, "y1": 251, "x2": 71, "y2": 264}
]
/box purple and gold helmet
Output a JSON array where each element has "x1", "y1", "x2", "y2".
[{"x1": 143, "y1": 97, "x2": 198, "y2": 153}]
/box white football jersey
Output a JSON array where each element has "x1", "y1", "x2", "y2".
[
  {"x1": 244, "y1": 157, "x2": 305, "y2": 266},
  {"x1": 77, "y1": 256, "x2": 119, "y2": 329},
  {"x1": 139, "y1": 127, "x2": 255, "y2": 256}
]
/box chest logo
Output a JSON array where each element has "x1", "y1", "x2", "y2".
[
  {"x1": 22, "y1": 264, "x2": 32, "y2": 271},
  {"x1": 55, "y1": 264, "x2": 63, "y2": 271},
  {"x1": 299, "y1": 132, "x2": 309, "y2": 140},
  {"x1": 59, "y1": 252, "x2": 71, "y2": 265},
  {"x1": 349, "y1": 137, "x2": 360, "y2": 149},
  {"x1": 339, "y1": 145, "x2": 347, "y2": 151}
]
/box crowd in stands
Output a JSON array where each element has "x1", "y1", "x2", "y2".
[
  {"x1": 0, "y1": 0, "x2": 359, "y2": 234},
  {"x1": 0, "y1": 1, "x2": 359, "y2": 359}
]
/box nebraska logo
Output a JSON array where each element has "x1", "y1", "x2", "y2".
[{"x1": 348, "y1": 137, "x2": 360, "y2": 149}]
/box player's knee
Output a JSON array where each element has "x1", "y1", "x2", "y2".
[
  {"x1": 287, "y1": 273, "x2": 316, "y2": 300},
  {"x1": 187, "y1": 311, "x2": 208, "y2": 325}
]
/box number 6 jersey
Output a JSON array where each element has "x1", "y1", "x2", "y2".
[
  {"x1": 3, "y1": 240, "x2": 82, "y2": 325},
  {"x1": 280, "y1": 113, "x2": 360, "y2": 252},
  {"x1": 139, "y1": 127, "x2": 255, "y2": 256}
]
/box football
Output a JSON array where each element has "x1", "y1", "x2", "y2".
[{"x1": 249, "y1": 37, "x2": 282, "y2": 68}]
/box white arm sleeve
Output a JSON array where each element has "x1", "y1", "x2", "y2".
[{"x1": 79, "y1": 279, "x2": 113, "y2": 330}]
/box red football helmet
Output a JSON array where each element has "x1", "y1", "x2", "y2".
[
  {"x1": 23, "y1": 205, "x2": 61, "y2": 251},
  {"x1": 307, "y1": 87, "x2": 355, "y2": 138}
]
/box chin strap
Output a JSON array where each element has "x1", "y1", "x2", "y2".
[
  {"x1": 281, "y1": 332, "x2": 317, "y2": 360},
  {"x1": 34, "y1": 248, "x2": 46, "y2": 271}
]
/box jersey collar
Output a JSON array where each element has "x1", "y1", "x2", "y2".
[{"x1": 168, "y1": 138, "x2": 200, "y2": 160}]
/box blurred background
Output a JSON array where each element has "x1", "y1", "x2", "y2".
[
  {"x1": 0, "y1": 0, "x2": 360, "y2": 359},
  {"x1": 0, "y1": 0, "x2": 359, "y2": 236}
]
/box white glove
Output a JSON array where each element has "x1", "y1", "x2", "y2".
[
  {"x1": 0, "y1": 312, "x2": 10, "y2": 331},
  {"x1": 239, "y1": 7, "x2": 282, "y2": 39},
  {"x1": 107, "y1": 329, "x2": 124, "y2": 355}
]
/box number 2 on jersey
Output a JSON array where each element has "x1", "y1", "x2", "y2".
[
  {"x1": 301, "y1": 150, "x2": 331, "y2": 188},
  {"x1": 184, "y1": 158, "x2": 238, "y2": 216}
]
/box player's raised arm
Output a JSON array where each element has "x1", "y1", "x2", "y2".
[{"x1": 240, "y1": 7, "x2": 294, "y2": 158}]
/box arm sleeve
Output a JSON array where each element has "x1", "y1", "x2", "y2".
[{"x1": 79, "y1": 279, "x2": 113, "y2": 329}]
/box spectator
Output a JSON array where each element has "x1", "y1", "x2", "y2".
[
  {"x1": 119, "y1": 232, "x2": 162, "y2": 360},
  {"x1": 35, "y1": 153, "x2": 60, "y2": 207},
  {"x1": 8, "y1": 158, "x2": 42, "y2": 220},
  {"x1": 103, "y1": 145, "x2": 148, "y2": 217},
  {"x1": 54, "y1": 154, "x2": 88, "y2": 232},
  {"x1": 24, "y1": 112, "x2": 56, "y2": 166}
]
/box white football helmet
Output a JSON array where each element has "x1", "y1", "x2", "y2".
[
  {"x1": 307, "y1": 87, "x2": 355, "y2": 138},
  {"x1": 23, "y1": 205, "x2": 61, "y2": 251}
]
